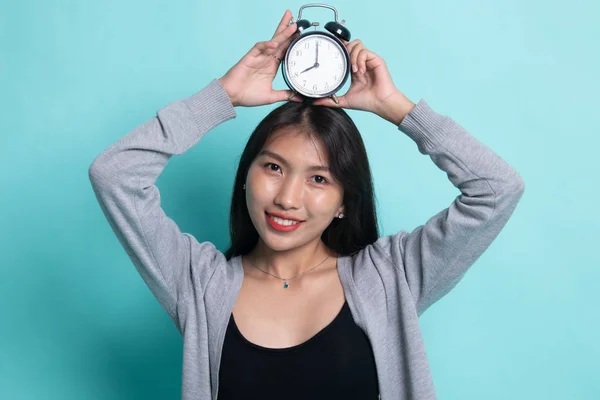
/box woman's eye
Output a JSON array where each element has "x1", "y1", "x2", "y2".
[
  {"x1": 312, "y1": 175, "x2": 328, "y2": 184},
  {"x1": 265, "y1": 163, "x2": 281, "y2": 172}
]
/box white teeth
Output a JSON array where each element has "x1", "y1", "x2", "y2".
[{"x1": 269, "y1": 214, "x2": 300, "y2": 226}]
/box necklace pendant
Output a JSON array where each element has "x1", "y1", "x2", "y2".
[{"x1": 283, "y1": 281, "x2": 289, "y2": 289}]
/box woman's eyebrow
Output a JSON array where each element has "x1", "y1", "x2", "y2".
[{"x1": 259, "y1": 150, "x2": 330, "y2": 172}]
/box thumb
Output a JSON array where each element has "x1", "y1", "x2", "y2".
[
  {"x1": 311, "y1": 95, "x2": 346, "y2": 108},
  {"x1": 270, "y1": 90, "x2": 303, "y2": 104}
]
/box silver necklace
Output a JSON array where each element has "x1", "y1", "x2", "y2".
[{"x1": 245, "y1": 255, "x2": 330, "y2": 289}]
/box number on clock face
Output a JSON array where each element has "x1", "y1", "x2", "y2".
[{"x1": 286, "y1": 35, "x2": 347, "y2": 97}]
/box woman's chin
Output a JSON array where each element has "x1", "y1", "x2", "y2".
[{"x1": 258, "y1": 235, "x2": 298, "y2": 252}]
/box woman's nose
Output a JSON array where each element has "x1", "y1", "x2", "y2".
[{"x1": 274, "y1": 177, "x2": 303, "y2": 209}]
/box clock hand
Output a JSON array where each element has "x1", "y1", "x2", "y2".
[{"x1": 300, "y1": 42, "x2": 320, "y2": 75}]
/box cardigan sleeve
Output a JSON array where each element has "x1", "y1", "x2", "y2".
[
  {"x1": 373, "y1": 99, "x2": 525, "y2": 316},
  {"x1": 88, "y1": 79, "x2": 236, "y2": 322}
]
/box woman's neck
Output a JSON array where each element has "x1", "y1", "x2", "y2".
[{"x1": 246, "y1": 239, "x2": 337, "y2": 278}]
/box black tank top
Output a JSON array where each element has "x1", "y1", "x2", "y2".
[{"x1": 217, "y1": 300, "x2": 379, "y2": 400}]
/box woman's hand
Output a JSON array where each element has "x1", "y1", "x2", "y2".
[
  {"x1": 312, "y1": 40, "x2": 416, "y2": 125},
  {"x1": 218, "y1": 10, "x2": 302, "y2": 107}
]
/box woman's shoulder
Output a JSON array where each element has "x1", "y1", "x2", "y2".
[
  {"x1": 346, "y1": 231, "x2": 409, "y2": 272},
  {"x1": 188, "y1": 238, "x2": 243, "y2": 291},
  {"x1": 339, "y1": 232, "x2": 410, "y2": 296}
]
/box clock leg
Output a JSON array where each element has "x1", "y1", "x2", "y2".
[
  {"x1": 331, "y1": 94, "x2": 339, "y2": 104},
  {"x1": 288, "y1": 91, "x2": 298, "y2": 101}
]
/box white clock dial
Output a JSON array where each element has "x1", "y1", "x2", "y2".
[{"x1": 285, "y1": 34, "x2": 347, "y2": 97}]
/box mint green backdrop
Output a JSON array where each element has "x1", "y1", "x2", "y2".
[{"x1": 1, "y1": 0, "x2": 597, "y2": 398}]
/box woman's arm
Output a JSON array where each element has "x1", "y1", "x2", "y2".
[
  {"x1": 375, "y1": 98, "x2": 525, "y2": 316},
  {"x1": 88, "y1": 80, "x2": 235, "y2": 323}
]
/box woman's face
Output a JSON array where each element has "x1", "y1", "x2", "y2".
[{"x1": 245, "y1": 126, "x2": 344, "y2": 253}]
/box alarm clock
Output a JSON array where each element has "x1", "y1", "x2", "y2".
[{"x1": 281, "y1": 4, "x2": 351, "y2": 103}]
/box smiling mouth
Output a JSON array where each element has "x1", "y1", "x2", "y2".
[
  {"x1": 267, "y1": 213, "x2": 301, "y2": 225},
  {"x1": 265, "y1": 212, "x2": 304, "y2": 232}
]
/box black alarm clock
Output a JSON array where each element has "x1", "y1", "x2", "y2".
[{"x1": 281, "y1": 4, "x2": 351, "y2": 103}]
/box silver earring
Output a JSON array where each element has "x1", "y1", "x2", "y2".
[
  {"x1": 243, "y1": 184, "x2": 246, "y2": 190},
  {"x1": 338, "y1": 212, "x2": 345, "y2": 219}
]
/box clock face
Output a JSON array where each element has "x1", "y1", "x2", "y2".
[{"x1": 284, "y1": 33, "x2": 349, "y2": 97}]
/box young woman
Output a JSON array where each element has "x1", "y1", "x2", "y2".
[{"x1": 89, "y1": 10, "x2": 525, "y2": 400}]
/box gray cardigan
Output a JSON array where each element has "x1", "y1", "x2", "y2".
[{"x1": 88, "y1": 79, "x2": 525, "y2": 399}]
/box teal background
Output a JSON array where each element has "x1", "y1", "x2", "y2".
[{"x1": 1, "y1": 0, "x2": 598, "y2": 398}]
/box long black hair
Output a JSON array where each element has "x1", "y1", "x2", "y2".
[{"x1": 224, "y1": 101, "x2": 379, "y2": 260}]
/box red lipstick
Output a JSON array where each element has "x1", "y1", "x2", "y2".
[{"x1": 265, "y1": 212, "x2": 304, "y2": 232}]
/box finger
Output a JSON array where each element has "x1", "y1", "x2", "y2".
[
  {"x1": 357, "y1": 48, "x2": 369, "y2": 74},
  {"x1": 272, "y1": 22, "x2": 298, "y2": 49},
  {"x1": 274, "y1": 30, "x2": 300, "y2": 59},
  {"x1": 272, "y1": 9, "x2": 293, "y2": 37},
  {"x1": 345, "y1": 39, "x2": 363, "y2": 56},
  {"x1": 311, "y1": 95, "x2": 347, "y2": 108},
  {"x1": 348, "y1": 40, "x2": 365, "y2": 73},
  {"x1": 249, "y1": 40, "x2": 279, "y2": 57},
  {"x1": 311, "y1": 98, "x2": 336, "y2": 107},
  {"x1": 349, "y1": 41, "x2": 364, "y2": 62},
  {"x1": 363, "y1": 49, "x2": 382, "y2": 71},
  {"x1": 270, "y1": 90, "x2": 302, "y2": 104},
  {"x1": 345, "y1": 39, "x2": 362, "y2": 53}
]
